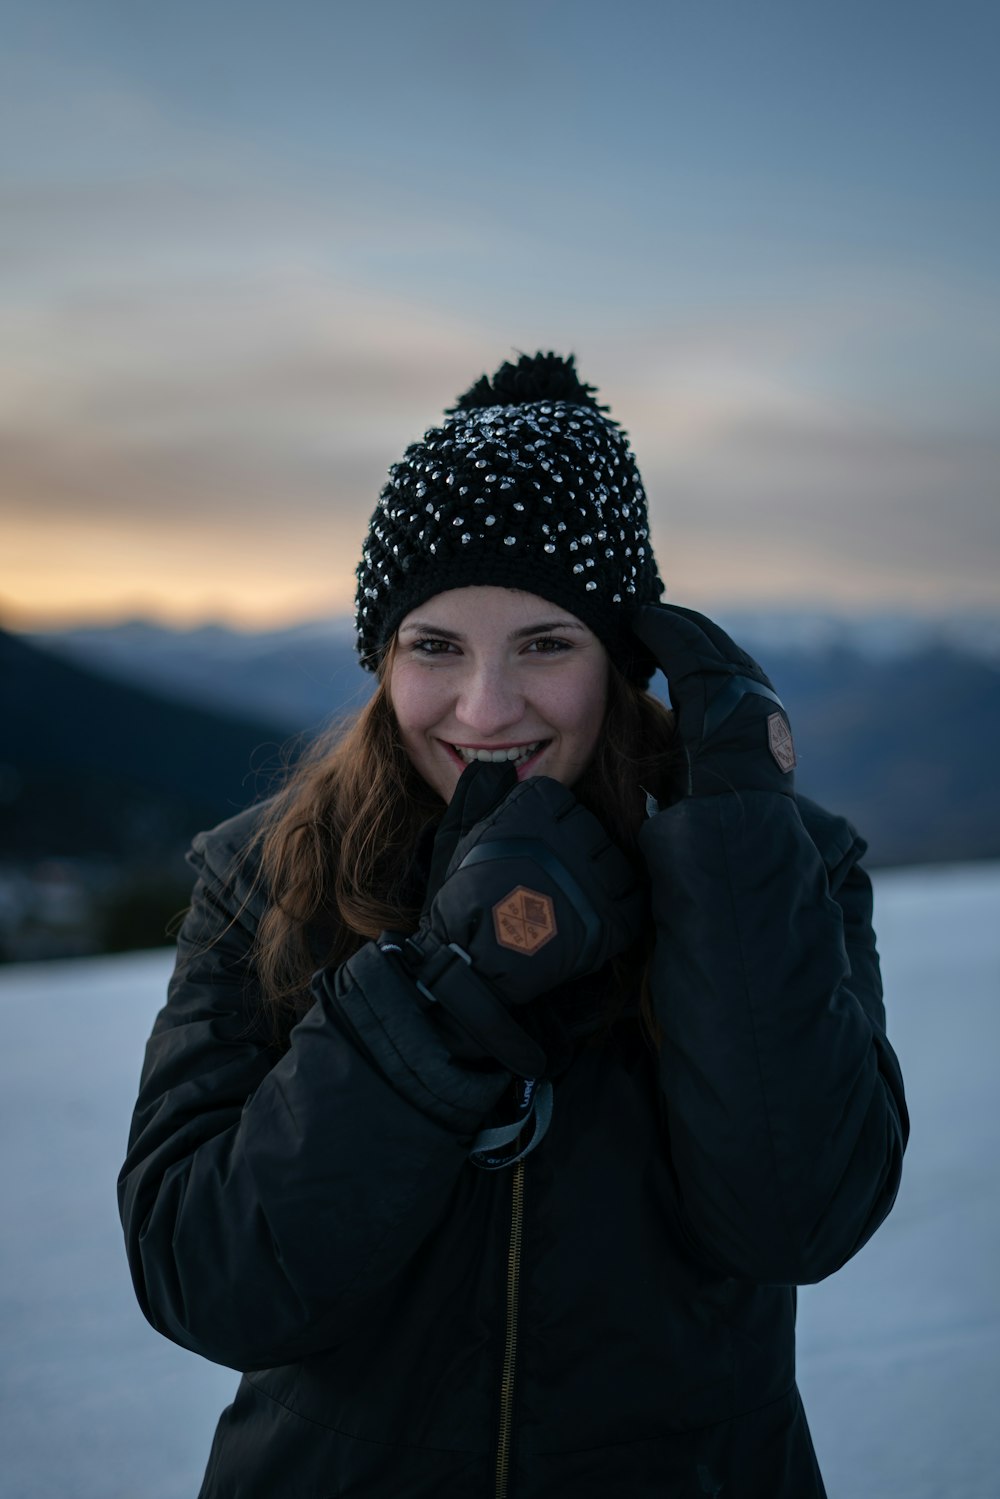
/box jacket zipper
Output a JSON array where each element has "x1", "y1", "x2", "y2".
[{"x1": 494, "y1": 1157, "x2": 525, "y2": 1499}]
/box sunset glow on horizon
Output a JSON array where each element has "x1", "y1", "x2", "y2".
[{"x1": 3, "y1": 0, "x2": 998, "y2": 632}]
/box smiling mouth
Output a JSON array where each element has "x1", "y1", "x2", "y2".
[{"x1": 452, "y1": 741, "x2": 547, "y2": 767}]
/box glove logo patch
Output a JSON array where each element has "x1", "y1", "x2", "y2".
[
  {"x1": 492, "y1": 886, "x2": 557, "y2": 955},
  {"x1": 767, "y1": 712, "x2": 797, "y2": 773}
]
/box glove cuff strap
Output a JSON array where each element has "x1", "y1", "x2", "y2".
[
  {"x1": 702, "y1": 673, "x2": 785, "y2": 740},
  {"x1": 408, "y1": 938, "x2": 547, "y2": 1079}
]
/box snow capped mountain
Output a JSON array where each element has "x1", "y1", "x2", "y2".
[
  {"x1": 25, "y1": 616, "x2": 367, "y2": 730},
  {"x1": 32, "y1": 606, "x2": 1000, "y2": 674},
  {"x1": 27, "y1": 608, "x2": 1000, "y2": 734},
  {"x1": 711, "y1": 606, "x2": 1000, "y2": 662}
]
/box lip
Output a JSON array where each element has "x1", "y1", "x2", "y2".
[
  {"x1": 510, "y1": 742, "x2": 549, "y2": 780},
  {"x1": 440, "y1": 739, "x2": 552, "y2": 779}
]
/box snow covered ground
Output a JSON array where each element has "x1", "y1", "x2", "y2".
[{"x1": 1, "y1": 862, "x2": 997, "y2": 1499}]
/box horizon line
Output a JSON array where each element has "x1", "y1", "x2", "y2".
[{"x1": 7, "y1": 597, "x2": 1000, "y2": 635}]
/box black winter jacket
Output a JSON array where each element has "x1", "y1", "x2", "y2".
[{"x1": 119, "y1": 788, "x2": 908, "y2": 1498}]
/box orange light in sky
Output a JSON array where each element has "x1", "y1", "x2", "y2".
[{"x1": 5, "y1": 509, "x2": 994, "y2": 632}]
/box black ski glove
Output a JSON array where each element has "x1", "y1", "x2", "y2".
[
  {"x1": 421, "y1": 757, "x2": 520, "y2": 916},
  {"x1": 399, "y1": 760, "x2": 645, "y2": 1074},
  {"x1": 632, "y1": 603, "x2": 797, "y2": 803}
]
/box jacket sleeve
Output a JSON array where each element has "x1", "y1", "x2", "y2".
[
  {"x1": 117, "y1": 811, "x2": 510, "y2": 1371},
  {"x1": 640, "y1": 789, "x2": 908, "y2": 1286}
]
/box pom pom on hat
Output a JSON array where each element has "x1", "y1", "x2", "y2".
[
  {"x1": 354, "y1": 352, "x2": 663, "y2": 682},
  {"x1": 447, "y1": 351, "x2": 608, "y2": 416}
]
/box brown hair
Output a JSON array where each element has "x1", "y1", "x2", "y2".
[{"x1": 252, "y1": 643, "x2": 676, "y2": 1048}]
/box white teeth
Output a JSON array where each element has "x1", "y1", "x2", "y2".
[{"x1": 455, "y1": 742, "x2": 541, "y2": 765}]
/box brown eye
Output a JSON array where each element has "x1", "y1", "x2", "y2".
[
  {"x1": 527, "y1": 636, "x2": 571, "y2": 654},
  {"x1": 413, "y1": 637, "x2": 456, "y2": 655}
]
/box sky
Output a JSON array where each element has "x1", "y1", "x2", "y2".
[{"x1": 2, "y1": 0, "x2": 998, "y2": 628}]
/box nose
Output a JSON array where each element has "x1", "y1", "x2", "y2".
[{"x1": 454, "y1": 662, "x2": 526, "y2": 739}]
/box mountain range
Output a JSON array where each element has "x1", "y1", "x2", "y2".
[
  {"x1": 15, "y1": 610, "x2": 1000, "y2": 865},
  {"x1": 25, "y1": 607, "x2": 1000, "y2": 733},
  {"x1": 2, "y1": 612, "x2": 999, "y2": 959}
]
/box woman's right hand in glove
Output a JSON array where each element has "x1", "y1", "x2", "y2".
[{"x1": 398, "y1": 760, "x2": 645, "y2": 1072}]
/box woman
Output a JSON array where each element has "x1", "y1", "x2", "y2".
[{"x1": 119, "y1": 352, "x2": 908, "y2": 1498}]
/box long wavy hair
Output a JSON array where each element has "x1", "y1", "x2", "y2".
[{"x1": 251, "y1": 640, "x2": 677, "y2": 1048}]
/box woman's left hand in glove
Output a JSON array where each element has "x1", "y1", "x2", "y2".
[{"x1": 632, "y1": 602, "x2": 797, "y2": 802}]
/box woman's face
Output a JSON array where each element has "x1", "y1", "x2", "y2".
[{"x1": 388, "y1": 586, "x2": 609, "y2": 804}]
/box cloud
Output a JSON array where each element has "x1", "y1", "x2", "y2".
[
  {"x1": 1, "y1": 262, "x2": 504, "y2": 514},
  {"x1": 5, "y1": 283, "x2": 998, "y2": 622},
  {"x1": 576, "y1": 306, "x2": 1000, "y2": 604},
  {"x1": 643, "y1": 415, "x2": 999, "y2": 603},
  {"x1": 2, "y1": 44, "x2": 997, "y2": 623}
]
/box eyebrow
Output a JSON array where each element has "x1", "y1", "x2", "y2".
[{"x1": 398, "y1": 618, "x2": 589, "y2": 641}]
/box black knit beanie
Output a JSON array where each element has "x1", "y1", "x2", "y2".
[{"x1": 354, "y1": 352, "x2": 664, "y2": 682}]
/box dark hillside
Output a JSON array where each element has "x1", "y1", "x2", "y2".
[
  {"x1": 28, "y1": 616, "x2": 1000, "y2": 867},
  {"x1": 0, "y1": 628, "x2": 293, "y2": 863},
  {"x1": 2, "y1": 624, "x2": 999, "y2": 960}
]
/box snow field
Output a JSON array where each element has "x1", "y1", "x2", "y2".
[{"x1": 0, "y1": 862, "x2": 997, "y2": 1498}]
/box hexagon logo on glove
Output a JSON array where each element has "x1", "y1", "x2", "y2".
[{"x1": 492, "y1": 887, "x2": 558, "y2": 955}]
